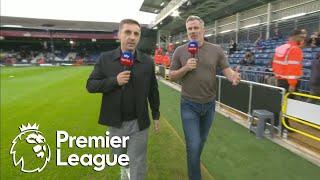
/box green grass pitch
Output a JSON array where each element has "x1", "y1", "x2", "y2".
[{"x1": 1, "y1": 66, "x2": 319, "y2": 180}]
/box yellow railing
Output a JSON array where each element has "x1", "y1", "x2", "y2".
[{"x1": 281, "y1": 92, "x2": 320, "y2": 142}]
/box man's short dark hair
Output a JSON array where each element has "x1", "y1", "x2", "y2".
[
  {"x1": 289, "y1": 29, "x2": 302, "y2": 37},
  {"x1": 289, "y1": 29, "x2": 305, "y2": 43},
  {"x1": 119, "y1": 19, "x2": 141, "y2": 31}
]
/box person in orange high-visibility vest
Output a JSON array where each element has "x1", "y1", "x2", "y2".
[
  {"x1": 154, "y1": 48, "x2": 163, "y2": 65},
  {"x1": 162, "y1": 52, "x2": 171, "y2": 67},
  {"x1": 272, "y1": 29, "x2": 304, "y2": 132},
  {"x1": 272, "y1": 29, "x2": 304, "y2": 93}
]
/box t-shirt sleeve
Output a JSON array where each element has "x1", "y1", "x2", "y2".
[
  {"x1": 217, "y1": 46, "x2": 230, "y2": 70},
  {"x1": 170, "y1": 47, "x2": 182, "y2": 70}
]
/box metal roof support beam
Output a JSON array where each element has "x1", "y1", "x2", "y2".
[
  {"x1": 214, "y1": 20, "x2": 217, "y2": 43},
  {"x1": 235, "y1": 13, "x2": 240, "y2": 44},
  {"x1": 149, "y1": 0, "x2": 188, "y2": 28},
  {"x1": 266, "y1": 3, "x2": 272, "y2": 39},
  {"x1": 157, "y1": 31, "x2": 161, "y2": 48}
]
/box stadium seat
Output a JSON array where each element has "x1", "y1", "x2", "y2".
[
  {"x1": 303, "y1": 60, "x2": 312, "y2": 68},
  {"x1": 313, "y1": 47, "x2": 320, "y2": 52},
  {"x1": 268, "y1": 53, "x2": 274, "y2": 58},
  {"x1": 303, "y1": 69, "x2": 311, "y2": 77},
  {"x1": 263, "y1": 59, "x2": 270, "y2": 66},
  {"x1": 255, "y1": 59, "x2": 263, "y2": 66},
  {"x1": 304, "y1": 53, "x2": 313, "y2": 59},
  {"x1": 265, "y1": 49, "x2": 272, "y2": 53},
  {"x1": 303, "y1": 48, "x2": 312, "y2": 52}
]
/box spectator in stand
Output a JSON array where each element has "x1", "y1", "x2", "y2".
[
  {"x1": 38, "y1": 57, "x2": 45, "y2": 64},
  {"x1": 264, "y1": 61, "x2": 277, "y2": 86},
  {"x1": 309, "y1": 53, "x2": 320, "y2": 103},
  {"x1": 271, "y1": 28, "x2": 283, "y2": 40},
  {"x1": 229, "y1": 39, "x2": 237, "y2": 55},
  {"x1": 301, "y1": 29, "x2": 308, "y2": 39},
  {"x1": 240, "y1": 51, "x2": 255, "y2": 66},
  {"x1": 254, "y1": 35, "x2": 265, "y2": 50},
  {"x1": 308, "y1": 31, "x2": 320, "y2": 47},
  {"x1": 300, "y1": 29, "x2": 308, "y2": 47}
]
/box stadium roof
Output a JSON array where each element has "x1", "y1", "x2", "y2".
[
  {"x1": 0, "y1": 0, "x2": 277, "y2": 33},
  {"x1": 0, "y1": 0, "x2": 156, "y2": 31},
  {"x1": 140, "y1": 0, "x2": 277, "y2": 34},
  {"x1": 0, "y1": 16, "x2": 121, "y2": 32}
]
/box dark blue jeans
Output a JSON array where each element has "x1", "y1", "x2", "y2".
[{"x1": 180, "y1": 97, "x2": 215, "y2": 180}]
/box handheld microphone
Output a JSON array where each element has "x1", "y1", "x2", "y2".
[
  {"x1": 120, "y1": 51, "x2": 134, "y2": 70},
  {"x1": 188, "y1": 40, "x2": 199, "y2": 58},
  {"x1": 120, "y1": 51, "x2": 134, "y2": 90}
]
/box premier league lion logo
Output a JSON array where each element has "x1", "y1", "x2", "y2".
[{"x1": 10, "y1": 123, "x2": 51, "y2": 173}]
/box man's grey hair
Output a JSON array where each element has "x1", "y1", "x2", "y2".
[
  {"x1": 118, "y1": 19, "x2": 141, "y2": 31},
  {"x1": 186, "y1": 15, "x2": 205, "y2": 28}
]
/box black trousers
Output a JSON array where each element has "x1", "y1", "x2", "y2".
[
  {"x1": 277, "y1": 79, "x2": 301, "y2": 93},
  {"x1": 277, "y1": 79, "x2": 300, "y2": 131},
  {"x1": 277, "y1": 79, "x2": 290, "y2": 90}
]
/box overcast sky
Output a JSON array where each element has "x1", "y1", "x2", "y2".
[{"x1": 1, "y1": 0, "x2": 158, "y2": 24}]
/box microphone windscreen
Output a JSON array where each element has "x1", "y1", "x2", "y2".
[
  {"x1": 120, "y1": 51, "x2": 134, "y2": 67},
  {"x1": 188, "y1": 40, "x2": 198, "y2": 55}
]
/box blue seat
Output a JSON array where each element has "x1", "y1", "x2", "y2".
[
  {"x1": 303, "y1": 70, "x2": 311, "y2": 77},
  {"x1": 261, "y1": 54, "x2": 269, "y2": 59},
  {"x1": 298, "y1": 80, "x2": 309, "y2": 91},
  {"x1": 313, "y1": 47, "x2": 320, "y2": 52},
  {"x1": 303, "y1": 48, "x2": 312, "y2": 52},
  {"x1": 240, "y1": 66, "x2": 246, "y2": 70},
  {"x1": 233, "y1": 58, "x2": 238, "y2": 62},
  {"x1": 260, "y1": 66, "x2": 267, "y2": 71},
  {"x1": 303, "y1": 60, "x2": 312, "y2": 68},
  {"x1": 304, "y1": 53, "x2": 313, "y2": 59},
  {"x1": 247, "y1": 66, "x2": 253, "y2": 71},
  {"x1": 265, "y1": 49, "x2": 274, "y2": 53},
  {"x1": 263, "y1": 59, "x2": 270, "y2": 66},
  {"x1": 256, "y1": 59, "x2": 264, "y2": 66}
]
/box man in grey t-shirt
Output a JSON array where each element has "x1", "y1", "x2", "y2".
[{"x1": 170, "y1": 15, "x2": 241, "y2": 180}]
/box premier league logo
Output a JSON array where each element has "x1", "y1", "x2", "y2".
[{"x1": 10, "y1": 123, "x2": 51, "y2": 173}]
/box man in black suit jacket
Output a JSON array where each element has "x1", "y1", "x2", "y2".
[{"x1": 86, "y1": 19, "x2": 160, "y2": 180}]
